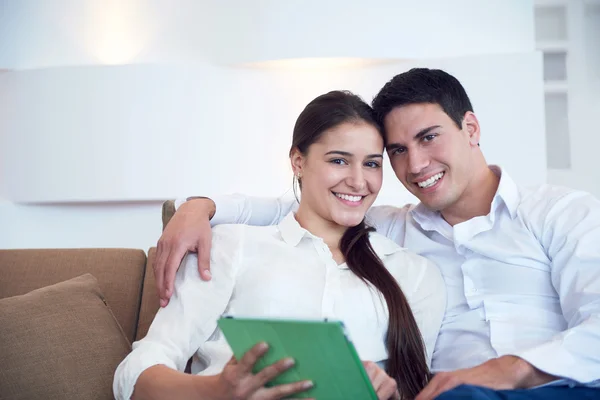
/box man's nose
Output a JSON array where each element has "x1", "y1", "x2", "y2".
[{"x1": 408, "y1": 148, "x2": 430, "y2": 175}]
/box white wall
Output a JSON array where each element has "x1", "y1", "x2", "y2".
[
  {"x1": 0, "y1": 0, "x2": 543, "y2": 251},
  {"x1": 0, "y1": 200, "x2": 163, "y2": 250}
]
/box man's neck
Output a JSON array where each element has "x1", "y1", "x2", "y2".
[{"x1": 441, "y1": 166, "x2": 500, "y2": 226}]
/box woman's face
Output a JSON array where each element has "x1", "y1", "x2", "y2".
[{"x1": 293, "y1": 121, "x2": 384, "y2": 228}]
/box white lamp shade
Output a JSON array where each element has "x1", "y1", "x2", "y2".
[
  {"x1": 0, "y1": 0, "x2": 534, "y2": 69},
  {"x1": 0, "y1": 52, "x2": 545, "y2": 204}
]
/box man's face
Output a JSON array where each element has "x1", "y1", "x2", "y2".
[{"x1": 384, "y1": 103, "x2": 479, "y2": 212}]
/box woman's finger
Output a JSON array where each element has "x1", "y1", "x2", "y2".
[{"x1": 237, "y1": 342, "x2": 270, "y2": 374}]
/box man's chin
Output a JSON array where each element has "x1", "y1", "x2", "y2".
[
  {"x1": 420, "y1": 197, "x2": 452, "y2": 212},
  {"x1": 412, "y1": 191, "x2": 447, "y2": 211}
]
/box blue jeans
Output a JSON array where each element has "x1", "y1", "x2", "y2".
[{"x1": 435, "y1": 384, "x2": 600, "y2": 399}]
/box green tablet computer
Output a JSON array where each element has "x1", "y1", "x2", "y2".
[{"x1": 217, "y1": 317, "x2": 378, "y2": 399}]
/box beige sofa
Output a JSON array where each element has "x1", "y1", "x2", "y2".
[{"x1": 0, "y1": 201, "x2": 178, "y2": 400}]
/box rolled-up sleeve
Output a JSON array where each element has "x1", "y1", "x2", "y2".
[
  {"x1": 174, "y1": 193, "x2": 297, "y2": 227},
  {"x1": 113, "y1": 224, "x2": 244, "y2": 399},
  {"x1": 513, "y1": 191, "x2": 600, "y2": 384}
]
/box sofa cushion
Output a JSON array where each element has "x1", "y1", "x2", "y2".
[
  {"x1": 0, "y1": 248, "x2": 146, "y2": 342},
  {"x1": 0, "y1": 273, "x2": 131, "y2": 400}
]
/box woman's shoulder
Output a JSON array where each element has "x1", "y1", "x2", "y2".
[
  {"x1": 368, "y1": 231, "x2": 404, "y2": 257},
  {"x1": 211, "y1": 224, "x2": 281, "y2": 246},
  {"x1": 369, "y1": 232, "x2": 442, "y2": 294}
]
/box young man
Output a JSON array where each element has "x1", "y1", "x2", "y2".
[{"x1": 153, "y1": 69, "x2": 600, "y2": 399}]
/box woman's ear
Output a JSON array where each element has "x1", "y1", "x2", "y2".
[
  {"x1": 290, "y1": 148, "x2": 305, "y2": 176},
  {"x1": 462, "y1": 111, "x2": 481, "y2": 146}
]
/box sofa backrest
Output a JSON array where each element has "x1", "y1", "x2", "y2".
[
  {"x1": 133, "y1": 200, "x2": 176, "y2": 339},
  {"x1": 136, "y1": 247, "x2": 160, "y2": 341},
  {"x1": 0, "y1": 248, "x2": 146, "y2": 343},
  {"x1": 162, "y1": 200, "x2": 176, "y2": 231}
]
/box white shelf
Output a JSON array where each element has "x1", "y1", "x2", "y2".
[
  {"x1": 536, "y1": 40, "x2": 568, "y2": 52},
  {"x1": 544, "y1": 81, "x2": 568, "y2": 93},
  {"x1": 535, "y1": 0, "x2": 569, "y2": 6}
]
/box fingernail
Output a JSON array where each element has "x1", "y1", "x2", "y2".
[
  {"x1": 302, "y1": 380, "x2": 313, "y2": 389},
  {"x1": 283, "y1": 358, "x2": 295, "y2": 368},
  {"x1": 257, "y1": 342, "x2": 269, "y2": 351},
  {"x1": 204, "y1": 270, "x2": 212, "y2": 279}
]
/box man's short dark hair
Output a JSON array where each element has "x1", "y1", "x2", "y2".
[{"x1": 372, "y1": 68, "x2": 474, "y2": 130}]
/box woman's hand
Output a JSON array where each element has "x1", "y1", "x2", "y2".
[
  {"x1": 363, "y1": 361, "x2": 400, "y2": 400},
  {"x1": 213, "y1": 342, "x2": 314, "y2": 400}
]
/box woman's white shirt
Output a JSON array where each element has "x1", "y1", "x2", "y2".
[{"x1": 113, "y1": 212, "x2": 446, "y2": 400}]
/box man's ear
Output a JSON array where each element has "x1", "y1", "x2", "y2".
[
  {"x1": 462, "y1": 111, "x2": 481, "y2": 146},
  {"x1": 289, "y1": 147, "x2": 305, "y2": 176}
]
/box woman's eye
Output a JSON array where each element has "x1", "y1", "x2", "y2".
[
  {"x1": 365, "y1": 161, "x2": 381, "y2": 168},
  {"x1": 330, "y1": 158, "x2": 347, "y2": 165}
]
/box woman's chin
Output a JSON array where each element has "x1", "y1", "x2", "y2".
[{"x1": 332, "y1": 211, "x2": 367, "y2": 228}]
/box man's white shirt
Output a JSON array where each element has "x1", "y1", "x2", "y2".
[{"x1": 197, "y1": 166, "x2": 600, "y2": 386}]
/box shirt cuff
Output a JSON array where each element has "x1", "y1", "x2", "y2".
[
  {"x1": 511, "y1": 338, "x2": 592, "y2": 384},
  {"x1": 114, "y1": 354, "x2": 178, "y2": 400},
  {"x1": 209, "y1": 194, "x2": 244, "y2": 226}
]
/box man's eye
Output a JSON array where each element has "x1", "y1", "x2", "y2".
[
  {"x1": 392, "y1": 148, "x2": 406, "y2": 155},
  {"x1": 423, "y1": 134, "x2": 437, "y2": 142}
]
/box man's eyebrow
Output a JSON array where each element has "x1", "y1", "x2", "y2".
[{"x1": 414, "y1": 125, "x2": 441, "y2": 140}]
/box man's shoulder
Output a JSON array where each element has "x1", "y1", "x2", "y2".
[
  {"x1": 518, "y1": 183, "x2": 594, "y2": 211},
  {"x1": 514, "y1": 184, "x2": 600, "y2": 236}
]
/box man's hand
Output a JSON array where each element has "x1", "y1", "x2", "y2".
[
  {"x1": 363, "y1": 361, "x2": 400, "y2": 400},
  {"x1": 415, "y1": 355, "x2": 557, "y2": 400},
  {"x1": 154, "y1": 198, "x2": 215, "y2": 307}
]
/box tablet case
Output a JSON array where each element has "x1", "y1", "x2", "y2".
[{"x1": 217, "y1": 317, "x2": 378, "y2": 399}]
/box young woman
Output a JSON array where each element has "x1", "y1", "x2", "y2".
[{"x1": 114, "y1": 91, "x2": 446, "y2": 400}]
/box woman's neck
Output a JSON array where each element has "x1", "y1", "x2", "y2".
[{"x1": 295, "y1": 203, "x2": 347, "y2": 258}]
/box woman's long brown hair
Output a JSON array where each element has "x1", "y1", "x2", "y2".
[
  {"x1": 291, "y1": 91, "x2": 430, "y2": 399},
  {"x1": 341, "y1": 222, "x2": 430, "y2": 399}
]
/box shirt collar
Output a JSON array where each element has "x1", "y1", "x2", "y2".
[
  {"x1": 277, "y1": 212, "x2": 403, "y2": 267},
  {"x1": 410, "y1": 165, "x2": 520, "y2": 229},
  {"x1": 489, "y1": 166, "x2": 519, "y2": 219},
  {"x1": 277, "y1": 212, "x2": 309, "y2": 247}
]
